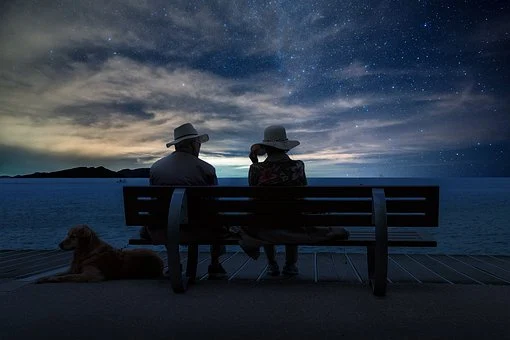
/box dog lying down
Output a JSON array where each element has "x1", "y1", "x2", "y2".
[{"x1": 37, "y1": 224, "x2": 164, "y2": 283}]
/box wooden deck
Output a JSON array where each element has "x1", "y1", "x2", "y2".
[{"x1": 1, "y1": 249, "x2": 509, "y2": 285}]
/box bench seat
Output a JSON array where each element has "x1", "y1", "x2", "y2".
[{"x1": 129, "y1": 230, "x2": 436, "y2": 247}]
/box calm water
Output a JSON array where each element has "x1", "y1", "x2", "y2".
[{"x1": 0, "y1": 177, "x2": 509, "y2": 254}]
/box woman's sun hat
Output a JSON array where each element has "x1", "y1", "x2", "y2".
[
  {"x1": 250, "y1": 125, "x2": 300, "y2": 155},
  {"x1": 166, "y1": 123, "x2": 209, "y2": 148}
]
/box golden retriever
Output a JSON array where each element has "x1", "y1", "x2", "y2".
[{"x1": 36, "y1": 224, "x2": 164, "y2": 283}]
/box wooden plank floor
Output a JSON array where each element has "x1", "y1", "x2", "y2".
[{"x1": 1, "y1": 249, "x2": 509, "y2": 285}]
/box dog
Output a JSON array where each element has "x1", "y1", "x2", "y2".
[{"x1": 36, "y1": 224, "x2": 164, "y2": 283}]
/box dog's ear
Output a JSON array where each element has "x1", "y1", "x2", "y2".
[
  {"x1": 67, "y1": 226, "x2": 79, "y2": 237},
  {"x1": 76, "y1": 224, "x2": 92, "y2": 238}
]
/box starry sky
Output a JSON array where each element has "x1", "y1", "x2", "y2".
[{"x1": 0, "y1": 0, "x2": 509, "y2": 177}]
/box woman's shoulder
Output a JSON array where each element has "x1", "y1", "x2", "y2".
[
  {"x1": 258, "y1": 158, "x2": 304, "y2": 167},
  {"x1": 288, "y1": 159, "x2": 305, "y2": 169},
  {"x1": 250, "y1": 158, "x2": 304, "y2": 169}
]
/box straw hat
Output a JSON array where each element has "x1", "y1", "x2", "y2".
[
  {"x1": 166, "y1": 123, "x2": 209, "y2": 148},
  {"x1": 250, "y1": 125, "x2": 300, "y2": 155}
]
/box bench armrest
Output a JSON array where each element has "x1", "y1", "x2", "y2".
[{"x1": 370, "y1": 188, "x2": 388, "y2": 296}]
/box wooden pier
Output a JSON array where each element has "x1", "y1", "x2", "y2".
[{"x1": 1, "y1": 250, "x2": 509, "y2": 287}]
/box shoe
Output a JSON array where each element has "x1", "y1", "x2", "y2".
[
  {"x1": 208, "y1": 263, "x2": 227, "y2": 280},
  {"x1": 282, "y1": 263, "x2": 299, "y2": 276},
  {"x1": 139, "y1": 226, "x2": 152, "y2": 241},
  {"x1": 267, "y1": 262, "x2": 280, "y2": 276}
]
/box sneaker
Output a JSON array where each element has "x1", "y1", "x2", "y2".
[
  {"x1": 282, "y1": 263, "x2": 299, "y2": 276},
  {"x1": 267, "y1": 262, "x2": 280, "y2": 276},
  {"x1": 208, "y1": 263, "x2": 227, "y2": 280},
  {"x1": 139, "y1": 226, "x2": 152, "y2": 241}
]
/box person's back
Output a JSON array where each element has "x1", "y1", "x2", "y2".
[
  {"x1": 248, "y1": 125, "x2": 306, "y2": 276},
  {"x1": 248, "y1": 154, "x2": 306, "y2": 187},
  {"x1": 151, "y1": 151, "x2": 217, "y2": 186}
]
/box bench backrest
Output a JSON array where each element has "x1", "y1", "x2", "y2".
[{"x1": 123, "y1": 186, "x2": 439, "y2": 230}]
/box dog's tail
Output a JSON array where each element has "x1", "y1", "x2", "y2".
[
  {"x1": 125, "y1": 250, "x2": 165, "y2": 279},
  {"x1": 146, "y1": 255, "x2": 165, "y2": 278}
]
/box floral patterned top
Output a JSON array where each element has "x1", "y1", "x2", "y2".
[{"x1": 248, "y1": 155, "x2": 307, "y2": 186}]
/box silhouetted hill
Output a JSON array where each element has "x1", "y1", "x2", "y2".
[
  {"x1": 117, "y1": 168, "x2": 150, "y2": 178},
  {"x1": 11, "y1": 166, "x2": 150, "y2": 178}
]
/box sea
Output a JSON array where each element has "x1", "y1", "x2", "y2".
[{"x1": 0, "y1": 177, "x2": 509, "y2": 255}]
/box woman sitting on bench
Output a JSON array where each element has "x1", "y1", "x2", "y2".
[{"x1": 248, "y1": 125, "x2": 307, "y2": 276}]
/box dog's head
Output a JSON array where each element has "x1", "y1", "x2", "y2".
[{"x1": 59, "y1": 224, "x2": 97, "y2": 250}]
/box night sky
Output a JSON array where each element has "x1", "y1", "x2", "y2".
[{"x1": 0, "y1": 0, "x2": 509, "y2": 177}]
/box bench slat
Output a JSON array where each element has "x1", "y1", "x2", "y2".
[
  {"x1": 204, "y1": 199, "x2": 372, "y2": 213},
  {"x1": 184, "y1": 186, "x2": 439, "y2": 199},
  {"x1": 199, "y1": 199, "x2": 434, "y2": 214},
  {"x1": 124, "y1": 185, "x2": 439, "y2": 199},
  {"x1": 125, "y1": 214, "x2": 437, "y2": 228},
  {"x1": 124, "y1": 214, "x2": 169, "y2": 227},
  {"x1": 126, "y1": 213, "x2": 437, "y2": 228},
  {"x1": 187, "y1": 213, "x2": 437, "y2": 227},
  {"x1": 128, "y1": 230, "x2": 436, "y2": 247},
  {"x1": 123, "y1": 187, "x2": 172, "y2": 227},
  {"x1": 129, "y1": 238, "x2": 437, "y2": 247},
  {"x1": 188, "y1": 186, "x2": 374, "y2": 198}
]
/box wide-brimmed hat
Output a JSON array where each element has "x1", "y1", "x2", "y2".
[
  {"x1": 250, "y1": 125, "x2": 300, "y2": 155},
  {"x1": 166, "y1": 123, "x2": 209, "y2": 148}
]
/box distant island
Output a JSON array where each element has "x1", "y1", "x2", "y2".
[{"x1": 2, "y1": 166, "x2": 150, "y2": 178}]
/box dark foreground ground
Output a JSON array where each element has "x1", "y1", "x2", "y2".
[{"x1": 1, "y1": 280, "x2": 509, "y2": 340}]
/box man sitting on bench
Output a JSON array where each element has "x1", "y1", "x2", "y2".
[{"x1": 140, "y1": 122, "x2": 227, "y2": 279}]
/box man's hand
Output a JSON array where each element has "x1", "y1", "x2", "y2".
[{"x1": 249, "y1": 151, "x2": 258, "y2": 164}]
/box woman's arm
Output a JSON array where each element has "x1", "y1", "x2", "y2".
[
  {"x1": 248, "y1": 151, "x2": 260, "y2": 186},
  {"x1": 248, "y1": 164, "x2": 259, "y2": 186}
]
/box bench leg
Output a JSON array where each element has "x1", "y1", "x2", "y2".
[
  {"x1": 166, "y1": 244, "x2": 188, "y2": 293},
  {"x1": 186, "y1": 244, "x2": 199, "y2": 283},
  {"x1": 166, "y1": 188, "x2": 189, "y2": 293},
  {"x1": 369, "y1": 188, "x2": 388, "y2": 297},
  {"x1": 367, "y1": 245, "x2": 387, "y2": 297}
]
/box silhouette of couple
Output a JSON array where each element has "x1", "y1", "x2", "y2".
[{"x1": 142, "y1": 122, "x2": 306, "y2": 278}]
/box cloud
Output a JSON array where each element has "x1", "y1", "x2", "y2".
[
  {"x1": 1, "y1": 53, "x2": 507, "y2": 176},
  {"x1": 338, "y1": 61, "x2": 370, "y2": 79},
  {"x1": 0, "y1": 0, "x2": 508, "y2": 176}
]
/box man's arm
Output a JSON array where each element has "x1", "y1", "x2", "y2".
[
  {"x1": 210, "y1": 168, "x2": 218, "y2": 186},
  {"x1": 149, "y1": 167, "x2": 156, "y2": 186},
  {"x1": 300, "y1": 161, "x2": 308, "y2": 186}
]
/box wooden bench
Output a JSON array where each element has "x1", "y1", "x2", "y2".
[{"x1": 123, "y1": 185, "x2": 439, "y2": 296}]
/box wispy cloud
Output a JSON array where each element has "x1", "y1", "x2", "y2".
[{"x1": 0, "y1": 0, "x2": 508, "y2": 176}]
